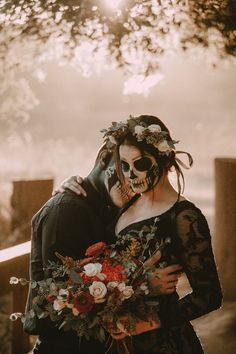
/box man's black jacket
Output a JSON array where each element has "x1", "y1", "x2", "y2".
[{"x1": 24, "y1": 179, "x2": 114, "y2": 338}]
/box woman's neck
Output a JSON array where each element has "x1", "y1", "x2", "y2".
[{"x1": 139, "y1": 175, "x2": 179, "y2": 204}]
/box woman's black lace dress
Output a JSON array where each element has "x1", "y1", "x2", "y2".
[{"x1": 114, "y1": 200, "x2": 222, "y2": 354}]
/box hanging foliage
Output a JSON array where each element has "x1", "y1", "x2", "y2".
[{"x1": 0, "y1": 0, "x2": 235, "y2": 133}]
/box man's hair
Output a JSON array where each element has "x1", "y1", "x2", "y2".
[{"x1": 94, "y1": 143, "x2": 112, "y2": 170}]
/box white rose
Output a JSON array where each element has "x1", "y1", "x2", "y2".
[
  {"x1": 134, "y1": 125, "x2": 145, "y2": 137},
  {"x1": 156, "y1": 140, "x2": 172, "y2": 152},
  {"x1": 89, "y1": 281, "x2": 107, "y2": 301},
  {"x1": 84, "y1": 263, "x2": 102, "y2": 277},
  {"x1": 107, "y1": 281, "x2": 119, "y2": 290},
  {"x1": 121, "y1": 286, "x2": 134, "y2": 299},
  {"x1": 118, "y1": 282, "x2": 126, "y2": 292},
  {"x1": 57, "y1": 288, "x2": 69, "y2": 300},
  {"x1": 53, "y1": 299, "x2": 67, "y2": 311},
  {"x1": 148, "y1": 124, "x2": 162, "y2": 133}
]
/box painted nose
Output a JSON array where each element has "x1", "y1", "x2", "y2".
[{"x1": 129, "y1": 169, "x2": 137, "y2": 179}]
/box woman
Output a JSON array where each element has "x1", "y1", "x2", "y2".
[
  {"x1": 100, "y1": 114, "x2": 222, "y2": 353},
  {"x1": 57, "y1": 114, "x2": 222, "y2": 353}
]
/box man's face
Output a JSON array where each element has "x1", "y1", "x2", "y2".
[{"x1": 103, "y1": 158, "x2": 134, "y2": 208}]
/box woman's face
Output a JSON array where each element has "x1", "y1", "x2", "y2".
[{"x1": 119, "y1": 144, "x2": 159, "y2": 194}]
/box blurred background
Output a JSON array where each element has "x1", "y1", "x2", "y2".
[{"x1": 0, "y1": 1, "x2": 235, "y2": 353}]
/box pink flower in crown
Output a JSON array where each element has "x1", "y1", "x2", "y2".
[{"x1": 155, "y1": 140, "x2": 172, "y2": 153}]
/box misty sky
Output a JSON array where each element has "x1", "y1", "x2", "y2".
[{"x1": 1, "y1": 54, "x2": 236, "y2": 223}]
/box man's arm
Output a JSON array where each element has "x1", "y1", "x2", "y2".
[{"x1": 24, "y1": 195, "x2": 93, "y2": 336}]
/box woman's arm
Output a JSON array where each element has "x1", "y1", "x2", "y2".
[{"x1": 159, "y1": 206, "x2": 223, "y2": 328}]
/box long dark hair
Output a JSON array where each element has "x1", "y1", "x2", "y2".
[{"x1": 113, "y1": 115, "x2": 192, "y2": 197}]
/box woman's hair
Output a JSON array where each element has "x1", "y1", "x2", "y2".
[{"x1": 113, "y1": 115, "x2": 191, "y2": 196}]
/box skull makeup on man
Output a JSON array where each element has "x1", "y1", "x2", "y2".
[{"x1": 104, "y1": 164, "x2": 134, "y2": 208}]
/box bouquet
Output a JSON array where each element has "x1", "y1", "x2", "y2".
[{"x1": 10, "y1": 219, "x2": 171, "y2": 343}]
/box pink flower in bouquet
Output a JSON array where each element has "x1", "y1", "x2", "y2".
[
  {"x1": 85, "y1": 242, "x2": 107, "y2": 257},
  {"x1": 89, "y1": 281, "x2": 107, "y2": 303},
  {"x1": 73, "y1": 291, "x2": 94, "y2": 313}
]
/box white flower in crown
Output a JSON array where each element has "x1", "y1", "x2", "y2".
[
  {"x1": 148, "y1": 124, "x2": 162, "y2": 133},
  {"x1": 134, "y1": 125, "x2": 145, "y2": 138},
  {"x1": 155, "y1": 140, "x2": 172, "y2": 153}
]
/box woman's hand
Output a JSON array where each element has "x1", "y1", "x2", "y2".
[
  {"x1": 144, "y1": 250, "x2": 183, "y2": 295},
  {"x1": 53, "y1": 175, "x2": 87, "y2": 197}
]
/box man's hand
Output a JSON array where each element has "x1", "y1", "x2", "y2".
[
  {"x1": 144, "y1": 250, "x2": 183, "y2": 295},
  {"x1": 53, "y1": 175, "x2": 87, "y2": 197}
]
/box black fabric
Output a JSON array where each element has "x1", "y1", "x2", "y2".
[
  {"x1": 116, "y1": 200, "x2": 222, "y2": 354},
  {"x1": 24, "y1": 179, "x2": 114, "y2": 353}
]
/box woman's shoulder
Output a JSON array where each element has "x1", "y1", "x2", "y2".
[{"x1": 174, "y1": 198, "x2": 203, "y2": 217}]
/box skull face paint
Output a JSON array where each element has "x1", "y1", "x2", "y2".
[
  {"x1": 119, "y1": 144, "x2": 159, "y2": 194},
  {"x1": 104, "y1": 164, "x2": 134, "y2": 208}
]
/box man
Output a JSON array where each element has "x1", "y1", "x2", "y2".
[{"x1": 24, "y1": 144, "x2": 182, "y2": 354}]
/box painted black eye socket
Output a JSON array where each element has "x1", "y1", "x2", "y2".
[
  {"x1": 134, "y1": 157, "x2": 153, "y2": 171},
  {"x1": 121, "y1": 157, "x2": 153, "y2": 173},
  {"x1": 121, "y1": 161, "x2": 130, "y2": 172}
]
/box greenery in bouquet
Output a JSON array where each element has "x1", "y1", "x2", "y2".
[{"x1": 10, "y1": 219, "x2": 171, "y2": 341}]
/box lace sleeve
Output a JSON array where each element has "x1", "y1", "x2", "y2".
[{"x1": 159, "y1": 206, "x2": 222, "y2": 327}]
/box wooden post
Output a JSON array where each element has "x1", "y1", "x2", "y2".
[
  {"x1": 214, "y1": 158, "x2": 236, "y2": 301},
  {"x1": 1, "y1": 179, "x2": 54, "y2": 354},
  {"x1": 10, "y1": 179, "x2": 54, "y2": 245}
]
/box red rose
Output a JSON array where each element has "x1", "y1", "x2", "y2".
[
  {"x1": 85, "y1": 242, "x2": 107, "y2": 257},
  {"x1": 73, "y1": 291, "x2": 94, "y2": 313},
  {"x1": 47, "y1": 294, "x2": 56, "y2": 302}
]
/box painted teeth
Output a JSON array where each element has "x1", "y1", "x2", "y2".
[{"x1": 131, "y1": 180, "x2": 146, "y2": 188}]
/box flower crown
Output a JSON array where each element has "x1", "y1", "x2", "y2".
[{"x1": 101, "y1": 116, "x2": 179, "y2": 156}]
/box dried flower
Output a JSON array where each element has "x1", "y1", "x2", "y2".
[{"x1": 85, "y1": 242, "x2": 107, "y2": 257}]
